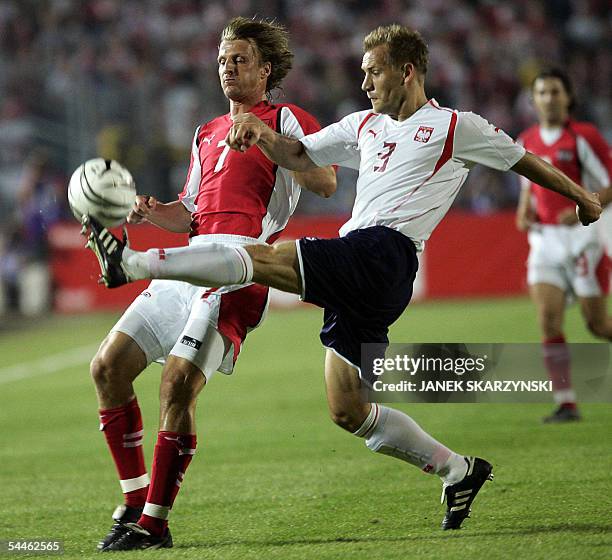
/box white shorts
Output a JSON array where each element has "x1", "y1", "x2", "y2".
[
  {"x1": 527, "y1": 224, "x2": 610, "y2": 298},
  {"x1": 597, "y1": 205, "x2": 612, "y2": 257},
  {"x1": 111, "y1": 235, "x2": 269, "y2": 380}
]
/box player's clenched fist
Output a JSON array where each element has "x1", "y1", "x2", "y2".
[
  {"x1": 576, "y1": 192, "x2": 601, "y2": 226},
  {"x1": 226, "y1": 113, "x2": 266, "y2": 152},
  {"x1": 128, "y1": 195, "x2": 157, "y2": 224}
]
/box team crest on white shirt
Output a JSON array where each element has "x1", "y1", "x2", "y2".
[{"x1": 414, "y1": 126, "x2": 434, "y2": 143}]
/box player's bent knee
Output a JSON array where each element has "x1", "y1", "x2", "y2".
[
  {"x1": 90, "y1": 352, "x2": 122, "y2": 388},
  {"x1": 586, "y1": 319, "x2": 611, "y2": 340},
  {"x1": 159, "y1": 360, "x2": 206, "y2": 406},
  {"x1": 329, "y1": 408, "x2": 364, "y2": 433},
  {"x1": 90, "y1": 333, "x2": 147, "y2": 389}
]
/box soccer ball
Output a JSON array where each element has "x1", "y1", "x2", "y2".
[{"x1": 67, "y1": 158, "x2": 136, "y2": 228}]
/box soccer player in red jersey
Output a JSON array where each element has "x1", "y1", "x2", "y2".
[
  {"x1": 90, "y1": 17, "x2": 335, "y2": 551},
  {"x1": 516, "y1": 68, "x2": 612, "y2": 423}
]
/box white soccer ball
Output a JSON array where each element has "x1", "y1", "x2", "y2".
[{"x1": 67, "y1": 158, "x2": 136, "y2": 228}]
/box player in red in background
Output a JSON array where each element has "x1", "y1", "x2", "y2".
[
  {"x1": 516, "y1": 68, "x2": 612, "y2": 423},
  {"x1": 88, "y1": 17, "x2": 335, "y2": 551}
]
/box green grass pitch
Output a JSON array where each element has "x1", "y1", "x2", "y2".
[{"x1": 1, "y1": 297, "x2": 611, "y2": 559}]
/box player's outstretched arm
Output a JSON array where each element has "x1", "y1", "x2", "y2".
[
  {"x1": 512, "y1": 152, "x2": 602, "y2": 225},
  {"x1": 128, "y1": 195, "x2": 192, "y2": 233},
  {"x1": 226, "y1": 113, "x2": 318, "y2": 172}
]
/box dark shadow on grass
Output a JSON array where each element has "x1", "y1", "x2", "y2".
[{"x1": 172, "y1": 522, "x2": 612, "y2": 550}]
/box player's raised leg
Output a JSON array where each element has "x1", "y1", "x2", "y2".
[
  {"x1": 246, "y1": 242, "x2": 301, "y2": 293},
  {"x1": 530, "y1": 283, "x2": 579, "y2": 422},
  {"x1": 90, "y1": 332, "x2": 150, "y2": 550},
  {"x1": 323, "y1": 350, "x2": 493, "y2": 530},
  {"x1": 84, "y1": 215, "x2": 301, "y2": 294}
]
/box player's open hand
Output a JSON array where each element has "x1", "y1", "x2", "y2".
[
  {"x1": 576, "y1": 192, "x2": 601, "y2": 226},
  {"x1": 226, "y1": 113, "x2": 265, "y2": 152},
  {"x1": 128, "y1": 195, "x2": 157, "y2": 224}
]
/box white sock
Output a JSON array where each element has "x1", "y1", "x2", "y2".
[
  {"x1": 122, "y1": 243, "x2": 253, "y2": 286},
  {"x1": 355, "y1": 404, "x2": 467, "y2": 484},
  {"x1": 122, "y1": 247, "x2": 150, "y2": 281}
]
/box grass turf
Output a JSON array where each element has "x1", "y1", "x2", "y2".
[{"x1": 0, "y1": 297, "x2": 611, "y2": 559}]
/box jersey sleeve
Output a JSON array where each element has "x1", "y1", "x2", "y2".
[
  {"x1": 280, "y1": 105, "x2": 322, "y2": 138},
  {"x1": 454, "y1": 112, "x2": 525, "y2": 171},
  {"x1": 178, "y1": 126, "x2": 201, "y2": 212},
  {"x1": 575, "y1": 124, "x2": 611, "y2": 189},
  {"x1": 515, "y1": 133, "x2": 531, "y2": 191},
  {"x1": 300, "y1": 112, "x2": 362, "y2": 169}
]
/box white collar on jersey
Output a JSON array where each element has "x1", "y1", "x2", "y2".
[
  {"x1": 539, "y1": 126, "x2": 563, "y2": 146},
  {"x1": 381, "y1": 98, "x2": 436, "y2": 125}
]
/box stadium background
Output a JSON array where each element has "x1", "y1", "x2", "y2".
[
  {"x1": 1, "y1": 0, "x2": 610, "y2": 314},
  {"x1": 0, "y1": 1, "x2": 611, "y2": 559}
]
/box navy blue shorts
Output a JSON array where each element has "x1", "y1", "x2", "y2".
[{"x1": 297, "y1": 226, "x2": 418, "y2": 374}]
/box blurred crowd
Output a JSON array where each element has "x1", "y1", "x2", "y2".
[{"x1": 0, "y1": 0, "x2": 610, "y2": 312}]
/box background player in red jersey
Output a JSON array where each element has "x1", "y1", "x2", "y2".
[
  {"x1": 90, "y1": 17, "x2": 335, "y2": 551},
  {"x1": 516, "y1": 68, "x2": 612, "y2": 423}
]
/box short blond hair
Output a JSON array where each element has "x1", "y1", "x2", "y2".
[{"x1": 363, "y1": 24, "x2": 428, "y2": 75}]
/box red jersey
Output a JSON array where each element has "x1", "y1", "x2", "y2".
[
  {"x1": 519, "y1": 120, "x2": 611, "y2": 224},
  {"x1": 179, "y1": 100, "x2": 322, "y2": 239}
]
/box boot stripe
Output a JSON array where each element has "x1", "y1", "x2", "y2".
[{"x1": 454, "y1": 496, "x2": 471, "y2": 504}]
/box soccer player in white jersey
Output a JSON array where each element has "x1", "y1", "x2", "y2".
[
  {"x1": 86, "y1": 18, "x2": 335, "y2": 551},
  {"x1": 85, "y1": 24, "x2": 602, "y2": 532},
  {"x1": 516, "y1": 68, "x2": 612, "y2": 423}
]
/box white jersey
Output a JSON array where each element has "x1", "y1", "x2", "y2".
[{"x1": 300, "y1": 99, "x2": 526, "y2": 250}]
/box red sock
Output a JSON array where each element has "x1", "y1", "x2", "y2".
[
  {"x1": 542, "y1": 335, "x2": 575, "y2": 405},
  {"x1": 99, "y1": 398, "x2": 149, "y2": 508},
  {"x1": 138, "y1": 431, "x2": 197, "y2": 536}
]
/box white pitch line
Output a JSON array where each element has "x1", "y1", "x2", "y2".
[{"x1": 0, "y1": 343, "x2": 99, "y2": 385}]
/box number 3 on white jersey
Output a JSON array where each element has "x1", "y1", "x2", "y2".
[
  {"x1": 214, "y1": 140, "x2": 230, "y2": 173},
  {"x1": 374, "y1": 142, "x2": 397, "y2": 172}
]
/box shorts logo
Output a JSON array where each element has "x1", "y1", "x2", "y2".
[
  {"x1": 141, "y1": 291, "x2": 152, "y2": 298},
  {"x1": 180, "y1": 336, "x2": 202, "y2": 350},
  {"x1": 414, "y1": 126, "x2": 434, "y2": 143}
]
